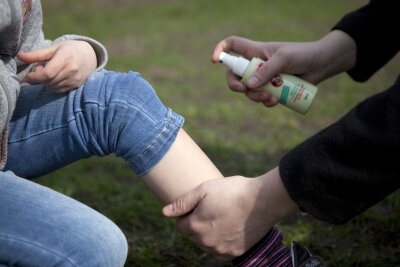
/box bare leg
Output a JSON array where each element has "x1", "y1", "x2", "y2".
[{"x1": 142, "y1": 128, "x2": 223, "y2": 204}]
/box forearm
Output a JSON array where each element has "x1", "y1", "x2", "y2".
[
  {"x1": 332, "y1": 0, "x2": 399, "y2": 81},
  {"x1": 142, "y1": 129, "x2": 223, "y2": 204},
  {"x1": 316, "y1": 30, "x2": 356, "y2": 81},
  {"x1": 279, "y1": 78, "x2": 400, "y2": 224}
]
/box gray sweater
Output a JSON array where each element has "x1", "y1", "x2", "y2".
[{"x1": 0, "y1": 0, "x2": 108, "y2": 169}]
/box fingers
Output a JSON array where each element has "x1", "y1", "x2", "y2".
[
  {"x1": 213, "y1": 36, "x2": 282, "y2": 109},
  {"x1": 45, "y1": 73, "x2": 74, "y2": 93},
  {"x1": 17, "y1": 44, "x2": 59, "y2": 64},
  {"x1": 212, "y1": 36, "x2": 260, "y2": 63},
  {"x1": 245, "y1": 52, "x2": 288, "y2": 89},
  {"x1": 24, "y1": 57, "x2": 67, "y2": 85},
  {"x1": 175, "y1": 217, "x2": 236, "y2": 262},
  {"x1": 226, "y1": 71, "x2": 247, "y2": 92},
  {"x1": 32, "y1": 64, "x2": 44, "y2": 73},
  {"x1": 25, "y1": 64, "x2": 77, "y2": 93},
  {"x1": 245, "y1": 90, "x2": 277, "y2": 105},
  {"x1": 162, "y1": 185, "x2": 206, "y2": 217},
  {"x1": 22, "y1": 44, "x2": 84, "y2": 92},
  {"x1": 262, "y1": 96, "x2": 279, "y2": 107},
  {"x1": 227, "y1": 71, "x2": 279, "y2": 107},
  {"x1": 18, "y1": 41, "x2": 97, "y2": 93},
  {"x1": 19, "y1": 44, "x2": 64, "y2": 86}
]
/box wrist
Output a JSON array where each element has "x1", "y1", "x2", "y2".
[
  {"x1": 78, "y1": 41, "x2": 97, "y2": 71},
  {"x1": 318, "y1": 30, "x2": 357, "y2": 79},
  {"x1": 253, "y1": 167, "x2": 300, "y2": 224}
]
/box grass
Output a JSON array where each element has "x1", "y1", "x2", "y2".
[{"x1": 37, "y1": 0, "x2": 400, "y2": 266}]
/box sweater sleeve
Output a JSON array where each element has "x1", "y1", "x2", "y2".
[
  {"x1": 52, "y1": 34, "x2": 108, "y2": 71},
  {"x1": 279, "y1": 77, "x2": 400, "y2": 224},
  {"x1": 16, "y1": 0, "x2": 108, "y2": 75},
  {"x1": 332, "y1": 0, "x2": 400, "y2": 82}
]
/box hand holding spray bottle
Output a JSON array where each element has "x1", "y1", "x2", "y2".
[{"x1": 218, "y1": 52, "x2": 318, "y2": 114}]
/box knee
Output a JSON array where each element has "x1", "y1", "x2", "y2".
[
  {"x1": 76, "y1": 71, "x2": 170, "y2": 154},
  {"x1": 75, "y1": 70, "x2": 183, "y2": 175},
  {"x1": 67, "y1": 217, "x2": 128, "y2": 267},
  {"x1": 83, "y1": 70, "x2": 165, "y2": 117}
]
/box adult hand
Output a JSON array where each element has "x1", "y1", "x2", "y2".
[
  {"x1": 162, "y1": 168, "x2": 299, "y2": 261},
  {"x1": 18, "y1": 40, "x2": 97, "y2": 93},
  {"x1": 211, "y1": 31, "x2": 356, "y2": 107}
]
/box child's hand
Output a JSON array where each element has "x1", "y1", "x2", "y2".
[{"x1": 18, "y1": 40, "x2": 97, "y2": 93}]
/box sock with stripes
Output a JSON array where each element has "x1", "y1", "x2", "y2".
[{"x1": 232, "y1": 227, "x2": 292, "y2": 267}]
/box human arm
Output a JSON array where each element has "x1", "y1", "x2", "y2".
[
  {"x1": 332, "y1": 0, "x2": 400, "y2": 82},
  {"x1": 279, "y1": 0, "x2": 400, "y2": 224},
  {"x1": 158, "y1": 0, "x2": 400, "y2": 259},
  {"x1": 161, "y1": 167, "x2": 299, "y2": 260},
  {"x1": 280, "y1": 77, "x2": 400, "y2": 224},
  {"x1": 211, "y1": 30, "x2": 356, "y2": 107},
  {"x1": 212, "y1": 1, "x2": 399, "y2": 107}
]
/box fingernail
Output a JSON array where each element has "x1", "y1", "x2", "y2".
[
  {"x1": 247, "y1": 77, "x2": 259, "y2": 87},
  {"x1": 166, "y1": 204, "x2": 174, "y2": 215},
  {"x1": 162, "y1": 205, "x2": 171, "y2": 216}
]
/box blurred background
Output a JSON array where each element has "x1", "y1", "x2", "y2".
[{"x1": 39, "y1": 0, "x2": 400, "y2": 266}]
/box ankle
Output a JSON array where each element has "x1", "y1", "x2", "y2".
[{"x1": 232, "y1": 227, "x2": 291, "y2": 267}]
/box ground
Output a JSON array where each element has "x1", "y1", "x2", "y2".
[{"x1": 38, "y1": 1, "x2": 400, "y2": 266}]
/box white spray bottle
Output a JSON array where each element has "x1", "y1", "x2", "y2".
[{"x1": 218, "y1": 52, "x2": 318, "y2": 114}]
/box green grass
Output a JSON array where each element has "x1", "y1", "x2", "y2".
[{"x1": 37, "y1": 0, "x2": 400, "y2": 266}]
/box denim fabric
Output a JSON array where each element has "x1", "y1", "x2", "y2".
[
  {"x1": 0, "y1": 170, "x2": 128, "y2": 267},
  {"x1": 6, "y1": 70, "x2": 184, "y2": 177},
  {"x1": 0, "y1": 70, "x2": 184, "y2": 266}
]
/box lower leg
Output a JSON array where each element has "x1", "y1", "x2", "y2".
[
  {"x1": 142, "y1": 128, "x2": 223, "y2": 204},
  {"x1": 143, "y1": 130, "x2": 295, "y2": 267},
  {"x1": 6, "y1": 70, "x2": 291, "y2": 266}
]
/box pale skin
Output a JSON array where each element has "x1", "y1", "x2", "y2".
[
  {"x1": 17, "y1": 39, "x2": 225, "y2": 256},
  {"x1": 163, "y1": 168, "x2": 299, "y2": 260},
  {"x1": 142, "y1": 129, "x2": 223, "y2": 204},
  {"x1": 18, "y1": 40, "x2": 97, "y2": 93},
  {"x1": 163, "y1": 30, "x2": 357, "y2": 261},
  {"x1": 16, "y1": 33, "x2": 354, "y2": 262},
  {"x1": 17, "y1": 40, "x2": 223, "y2": 203},
  {"x1": 211, "y1": 30, "x2": 357, "y2": 107}
]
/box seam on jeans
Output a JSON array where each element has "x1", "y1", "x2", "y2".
[
  {"x1": 72, "y1": 102, "x2": 160, "y2": 155},
  {"x1": 132, "y1": 108, "x2": 175, "y2": 165},
  {"x1": 0, "y1": 233, "x2": 78, "y2": 267},
  {"x1": 8, "y1": 101, "x2": 155, "y2": 144},
  {"x1": 8, "y1": 123, "x2": 72, "y2": 143},
  {"x1": 77, "y1": 100, "x2": 157, "y2": 124}
]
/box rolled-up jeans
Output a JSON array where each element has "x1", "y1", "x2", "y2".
[{"x1": 0, "y1": 70, "x2": 184, "y2": 266}]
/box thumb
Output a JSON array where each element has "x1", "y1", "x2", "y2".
[
  {"x1": 162, "y1": 187, "x2": 205, "y2": 218},
  {"x1": 17, "y1": 44, "x2": 59, "y2": 64},
  {"x1": 245, "y1": 54, "x2": 287, "y2": 89}
]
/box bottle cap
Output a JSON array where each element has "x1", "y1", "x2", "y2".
[{"x1": 219, "y1": 52, "x2": 250, "y2": 77}]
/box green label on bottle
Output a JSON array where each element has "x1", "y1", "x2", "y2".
[{"x1": 279, "y1": 85, "x2": 289, "y2": 104}]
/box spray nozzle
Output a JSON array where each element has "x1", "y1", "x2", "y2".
[{"x1": 218, "y1": 52, "x2": 250, "y2": 77}]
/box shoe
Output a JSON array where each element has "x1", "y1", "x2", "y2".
[{"x1": 290, "y1": 241, "x2": 326, "y2": 267}]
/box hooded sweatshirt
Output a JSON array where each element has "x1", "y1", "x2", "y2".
[{"x1": 0, "y1": 0, "x2": 108, "y2": 169}]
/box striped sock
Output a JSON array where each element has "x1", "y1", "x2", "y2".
[{"x1": 232, "y1": 227, "x2": 292, "y2": 267}]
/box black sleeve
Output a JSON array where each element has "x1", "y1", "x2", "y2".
[
  {"x1": 279, "y1": 78, "x2": 400, "y2": 224},
  {"x1": 332, "y1": 0, "x2": 400, "y2": 82}
]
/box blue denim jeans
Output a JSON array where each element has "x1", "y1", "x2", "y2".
[{"x1": 0, "y1": 70, "x2": 184, "y2": 266}]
